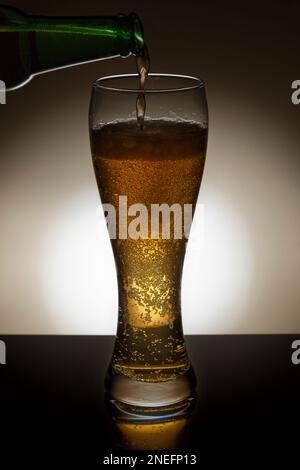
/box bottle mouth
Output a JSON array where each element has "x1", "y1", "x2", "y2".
[
  {"x1": 93, "y1": 73, "x2": 204, "y2": 93},
  {"x1": 128, "y1": 12, "x2": 145, "y2": 55}
]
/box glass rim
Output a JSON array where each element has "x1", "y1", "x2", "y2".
[{"x1": 92, "y1": 73, "x2": 204, "y2": 93}]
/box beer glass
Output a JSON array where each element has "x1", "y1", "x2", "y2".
[{"x1": 89, "y1": 74, "x2": 208, "y2": 419}]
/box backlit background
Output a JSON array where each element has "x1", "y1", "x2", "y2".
[{"x1": 0, "y1": 0, "x2": 299, "y2": 334}]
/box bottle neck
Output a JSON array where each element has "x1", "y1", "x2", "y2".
[
  {"x1": 0, "y1": 8, "x2": 145, "y2": 76},
  {"x1": 28, "y1": 14, "x2": 143, "y2": 73},
  {"x1": 32, "y1": 13, "x2": 143, "y2": 53}
]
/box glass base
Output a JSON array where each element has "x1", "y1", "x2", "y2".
[{"x1": 105, "y1": 366, "x2": 196, "y2": 421}]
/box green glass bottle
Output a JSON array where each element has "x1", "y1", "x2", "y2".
[{"x1": 0, "y1": 6, "x2": 144, "y2": 90}]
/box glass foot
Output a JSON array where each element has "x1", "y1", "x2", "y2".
[{"x1": 105, "y1": 367, "x2": 196, "y2": 421}]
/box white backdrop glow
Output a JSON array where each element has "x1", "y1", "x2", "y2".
[{"x1": 39, "y1": 186, "x2": 252, "y2": 334}]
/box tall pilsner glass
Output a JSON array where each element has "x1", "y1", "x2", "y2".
[{"x1": 89, "y1": 74, "x2": 208, "y2": 419}]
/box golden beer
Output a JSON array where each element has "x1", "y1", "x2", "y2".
[{"x1": 90, "y1": 118, "x2": 207, "y2": 382}]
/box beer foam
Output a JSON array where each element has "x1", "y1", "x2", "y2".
[{"x1": 91, "y1": 118, "x2": 207, "y2": 161}]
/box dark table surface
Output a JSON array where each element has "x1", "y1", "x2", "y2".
[{"x1": 0, "y1": 335, "x2": 299, "y2": 464}]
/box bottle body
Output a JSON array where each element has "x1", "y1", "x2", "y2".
[{"x1": 0, "y1": 6, "x2": 144, "y2": 89}]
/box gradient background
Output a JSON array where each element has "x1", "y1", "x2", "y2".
[{"x1": 0, "y1": 0, "x2": 299, "y2": 334}]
